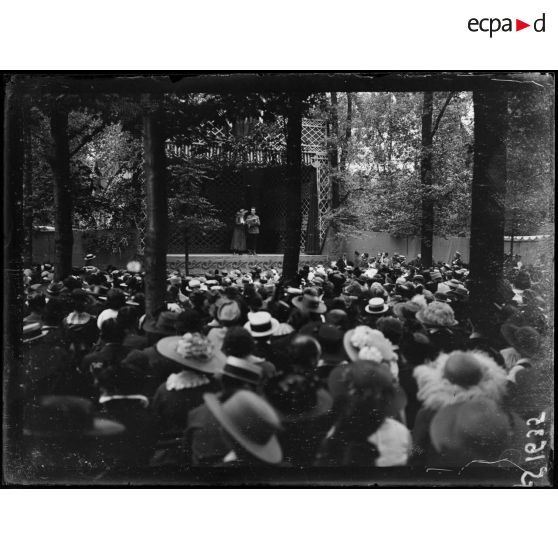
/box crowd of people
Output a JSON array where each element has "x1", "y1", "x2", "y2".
[{"x1": 17, "y1": 250, "x2": 553, "y2": 479}]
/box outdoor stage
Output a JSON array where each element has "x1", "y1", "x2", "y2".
[{"x1": 167, "y1": 254, "x2": 329, "y2": 275}]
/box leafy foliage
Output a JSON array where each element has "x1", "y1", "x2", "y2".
[{"x1": 323, "y1": 91, "x2": 474, "y2": 245}]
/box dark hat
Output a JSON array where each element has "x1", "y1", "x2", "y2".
[
  {"x1": 328, "y1": 361, "x2": 407, "y2": 415},
  {"x1": 292, "y1": 292, "x2": 327, "y2": 314},
  {"x1": 267, "y1": 374, "x2": 332, "y2": 421},
  {"x1": 142, "y1": 311, "x2": 180, "y2": 335},
  {"x1": 84, "y1": 254, "x2": 96, "y2": 262},
  {"x1": 443, "y1": 351, "x2": 483, "y2": 387},
  {"x1": 222, "y1": 355, "x2": 263, "y2": 385},
  {"x1": 316, "y1": 323, "x2": 344, "y2": 346},
  {"x1": 23, "y1": 396, "x2": 125, "y2": 438},
  {"x1": 325, "y1": 309, "x2": 349, "y2": 329},
  {"x1": 46, "y1": 281, "x2": 67, "y2": 296},
  {"x1": 500, "y1": 323, "x2": 541, "y2": 358},
  {"x1": 121, "y1": 350, "x2": 150, "y2": 375},
  {"x1": 204, "y1": 390, "x2": 282, "y2": 464}
]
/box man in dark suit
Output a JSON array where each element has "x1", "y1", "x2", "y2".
[{"x1": 245, "y1": 207, "x2": 261, "y2": 255}]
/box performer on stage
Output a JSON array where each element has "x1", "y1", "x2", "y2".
[
  {"x1": 245, "y1": 207, "x2": 261, "y2": 255},
  {"x1": 231, "y1": 208, "x2": 248, "y2": 254}
]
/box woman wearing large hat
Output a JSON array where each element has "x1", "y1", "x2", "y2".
[
  {"x1": 410, "y1": 349, "x2": 509, "y2": 465},
  {"x1": 315, "y1": 361, "x2": 410, "y2": 467},
  {"x1": 151, "y1": 332, "x2": 225, "y2": 435},
  {"x1": 343, "y1": 325, "x2": 399, "y2": 379},
  {"x1": 231, "y1": 209, "x2": 248, "y2": 254},
  {"x1": 204, "y1": 390, "x2": 283, "y2": 466}
]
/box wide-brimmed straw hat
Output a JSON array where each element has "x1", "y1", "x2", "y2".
[
  {"x1": 204, "y1": 391, "x2": 283, "y2": 464},
  {"x1": 23, "y1": 396, "x2": 125, "y2": 438},
  {"x1": 156, "y1": 332, "x2": 225, "y2": 374},
  {"x1": 416, "y1": 301, "x2": 458, "y2": 327},
  {"x1": 292, "y1": 292, "x2": 327, "y2": 314},
  {"x1": 244, "y1": 311, "x2": 279, "y2": 337},
  {"x1": 500, "y1": 323, "x2": 541, "y2": 358},
  {"x1": 22, "y1": 322, "x2": 49, "y2": 344},
  {"x1": 364, "y1": 297, "x2": 389, "y2": 314}
]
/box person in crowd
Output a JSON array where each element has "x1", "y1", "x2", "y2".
[
  {"x1": 81, "y1": 318, "x2": 129, "y2": 380},
  {"x1": 203, "y1": 390, "x2": 283, "y2": 467},
  {"x1": 186, "y1": 354, "x2": 264, "y2": 466},
  {"x1": 17, "y1": 248, "x2": 550, "y2": 479},
  {"x1": 245, "y1": 206, "x2": 261, "y2": 255},
  {"x1": 97, "y1": 288, "x2": 127, "y2": 330},
  {"x1": 62, "y1": 288, "x2": 99, "y2": 365},
  {"x1": 415, "y1": 301, "x2": 466, "y2": 354},
  {"x1": 289, "y1": 287, "x2": 327, "y2": 330},
  {"x1": 411, "y1": 350, "x2": 509, "y2": 465},
  {"x1": 231, "y1": 208, "x2": 248, "y2": 254},
  {"x1": 117, "y1": 305, "x2": 150, "y2": 351},
  {"x1": 315, "y1": 361, "x2": 410, "y2": 467},
  {"x1": 96, "y1": 363, "x2": 157, "y2": 469},
  {"x1": 266, "y1": 373, "x2": 333, "y2": 467},
  {"x1": 24, "y1": 292, "x2": 47, "y2": 325},
  {"x1": 151, "y1": 332, "x2": 223, "y2": 437},
  {"x1": 207, "y1": 299, "x2": 243, "y2": 352}
]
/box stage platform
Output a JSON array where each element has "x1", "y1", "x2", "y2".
[{"x1": 167, "y1": 254, "x2": 329, "y2": 275}]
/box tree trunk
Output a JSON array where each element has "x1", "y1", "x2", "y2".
[
  {"x1": 3, "y1": 80, "x2": 25, "y2": 470},
  {"x1": 23, "y1": 115, "x2": 34, "y2": 267},
  {"x1": 282, "y1": 95, "x2": 303, "y2": 283},
  {"x1": 420, "y1": 92, "x2": 434, "y2": 267},
  {"x1": 469, "y1": 90, "x2": 508, "y2": 327},
  {"x1": 143, "y1": 107, "x2": 168, "y2": 318},
  {"x1": 339, "y1": 92, "x2": 352, "y2": 171},
  {"x1": 49, "y1": 102, "x2": 73, "y2": 280},
  {"x1": 184, "y1": 227, "x2": 190, "y2": 276},
  {"x1": 328, "y1": 92, "x2": 340, "y2": 209}
]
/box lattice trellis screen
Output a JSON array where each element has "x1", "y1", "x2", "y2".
[{"x1": 137, "y1": 118, "x2": 331, "y2": 255}]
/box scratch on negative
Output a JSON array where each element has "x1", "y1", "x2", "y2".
[{"x1": 458, "y1": 458, "x2": 533, "y2": 476}]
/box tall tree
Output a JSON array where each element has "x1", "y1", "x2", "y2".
[
  {"x1": 328, "y1": 92, "x2": 340, "y2": 209},
  {"x1": 22, "y1": 112, "x2": 34, "y2": 267},
  {"x1": 420, "y1": 92, "x2": 434, "y2": 266},
  {"x1": 339, "y1": 92, "x2": 353, "y2": 171},
  {"x1": 469, "y1": 89, "x2": 508, "y2": 328},
  {"x1": 143, "y1": 102, "x2": 169, "y2": 318},
  {"x1": 48, "y1": 100, "x2": 73, "y2": 280},
  {"x1": 282, "y1": 94, "x2": 303, "y2": 283}
]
